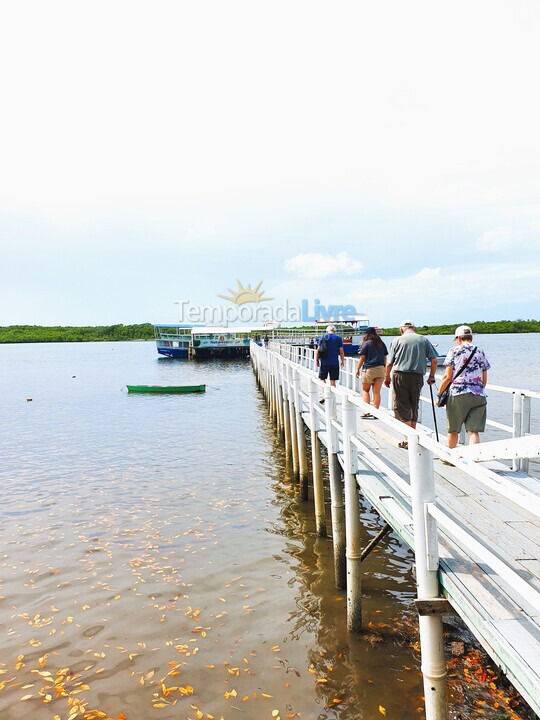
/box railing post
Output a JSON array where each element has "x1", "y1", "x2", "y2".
[
  {"x1": 521, "y1": 394, "x2": 531, "y2": 474},
  {"x1": 325, "y1": 385, "x2": 346, "y2": 588},
  {"x1": 512, "y1": 392, "x2": 523, "y2": 471},
  {"x1": 408, "y1": 434, "x2": 447, "y2": 720},
  {"x1": 294, "y1": 368, "x2": 309, "y2": 499},
  {"x1": 342, "y1": 394, "x2": 362, "y2": 632},
  {"x1": 309, "y1": 378, "x2": 326, "y2": 535}
]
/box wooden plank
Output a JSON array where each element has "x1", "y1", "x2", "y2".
[
  {"x1": 474, "y1": 496, "x2": 534, "y2": 523},
  {"x1": 440, "y1": 494, "x2": 540, "y2": 563},
  {"x1": 517, "y1": 560, "x2": 540, "y2": 593},
  {"x1": 508, "y1": 521, "x2": 540, "y2": 548}
]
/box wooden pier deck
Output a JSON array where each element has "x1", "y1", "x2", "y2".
[{"x1": 251, "y1": 341, "x2": 540, "y2": 719}]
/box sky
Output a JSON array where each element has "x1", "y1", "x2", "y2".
[{"x1": 1, "y1": 0, "x2": 540, "y2": 327}]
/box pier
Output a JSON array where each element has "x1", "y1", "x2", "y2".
[{"x1": 251, "y1": 340, "x2": 540, "y2": 720}]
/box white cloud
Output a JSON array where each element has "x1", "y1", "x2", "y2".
[
  {"x1": 477, "y1": 226, "x2": 540, "y2": 252},
  {"x1": 285, "y1": 252, "x2": 362, "y2": 280},
  {"x1": 269, "y1": 262, "x2": 540, "y2": 327}
]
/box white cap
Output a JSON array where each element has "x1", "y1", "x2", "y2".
[
  {"x1": 400, "y1": 320, "x2": 415, "y2": 328},
  {"x1": 454, "y1": 324, "x2": 472, "y2": 338},
  {"x1": 326, "y1": 325, "x2": 336, "y2": 333}
]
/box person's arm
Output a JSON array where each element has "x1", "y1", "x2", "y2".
[
  {"x1": 482, "y1": 370, "x2": 488, "y2": 387},
  {"x1": 356, "y1": 355, "x2": 365, "y2": 376},
  {"x1": 339, "y1": 346, "x2": 345, "y2": 368},
  {"x1": 315, "y1": 348, "x2": 319, "y2": 366},
  {"x1": 427, "y1": 357, "x2": 438, "y2": 385},
  {"x1": 384, "y1": 361, "x2": 393, "y2": 387},
  {"x1": 438, "y1": 365, "x2": 454, "y2": 395}
]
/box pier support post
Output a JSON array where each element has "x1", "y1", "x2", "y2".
[
  {"x1": 287, "y1": 365, "x2": 299, "y2": 476},
  {"x1": 282, "y1": 365, "x2": 292, "y2": 454},
  {"x1": 309, "y1": 379, "x2": 326, "y2": 535},
  {"x1": 325, "y1": 385, "x2": 346, "y2": 588},
  {"x1": 294, "y1": 368, "x2": 309, "y2": 499},
  {"x1": 342, "y1": 395, "x2": 362, "y2": 632},
  {"x1": 408, "y1": 434, "x2": 448, "y2": 720}
]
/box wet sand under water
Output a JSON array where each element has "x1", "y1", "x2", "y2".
[{"x1": 0, "y1": 342, "x2": 537, "y2": 720}]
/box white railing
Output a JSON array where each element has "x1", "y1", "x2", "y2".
[
  {"x1": 252, "y1": 341, "x2": 540, "y2": 628},
  {"x1": 270, "y1": 341, "x2": 537, "y2": 472}
]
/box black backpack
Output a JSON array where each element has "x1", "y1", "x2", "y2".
[{"x1": 318, "y1": 335, "x2": 328, "y2": 359}]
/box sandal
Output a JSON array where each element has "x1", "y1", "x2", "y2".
[
  {"x1": 361, "y1": 412, "x2": 376, "y2": 419},
  {"x1": 398, "y1": 440, "x2": 408, "y2": 450}
]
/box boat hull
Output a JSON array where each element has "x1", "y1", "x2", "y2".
[
  {"x1": 127, "y1": 384, "x2": 206, "y2": 394},
  {"x1": 157, "y1": 347, "x2": 189, "y2": 358}
]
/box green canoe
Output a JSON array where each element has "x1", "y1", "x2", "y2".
[{"x1": 127, "y1": 384, "x2": 206, "y2": 394}]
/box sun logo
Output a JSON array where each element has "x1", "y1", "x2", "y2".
[{"x1": 218, "y1": 280, "x2": 273, "y2": 305}]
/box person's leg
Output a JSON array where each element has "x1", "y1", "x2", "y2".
[
  {"x1": 361, "y1": 382, "x2": 371, "y2": 405},
  {"x1": 372, "y1": 379, "x2": 383, "y2": 409},
  {"x1": 446, "y1": 395, "x2": 465, "y2": 447},
  {"x1": 329, "y1": 365, "x2": 340, "y2": 389},
  {"x1": 464, "y1": 395, "x2": 487, "y2": 444},
  {"x1": 407, "y1": 374, "x2": 423, "y2": 431},
  {"x1": 448, "y1": 432, "x2": 459, "y2": 448}
]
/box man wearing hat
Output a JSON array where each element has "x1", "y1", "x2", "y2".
[
  {"x1": 437, "y1": 325, "x2": 490, "y2": 448},
  {"x1": 384, "y1": 321, "x2": 438, "y2": 444}
]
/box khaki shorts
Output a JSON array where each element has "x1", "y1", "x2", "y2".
[
  {"x1": 361, "y1": 366, "x2": 385, "y2": 385},
  {"x1": 446, "y1": 393, "x2": 487, "y2": 433}
]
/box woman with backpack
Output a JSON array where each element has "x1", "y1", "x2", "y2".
[
  {"x1": 437, "y1": 325, "x2": 491, "y2": 448},
  {"x1": 355, "y1": 327, "x2": 388, "y2": 417}
]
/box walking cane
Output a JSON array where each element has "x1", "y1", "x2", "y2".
[{"x1": 429, "y1": 384, "x2": 440, "y2": 442}]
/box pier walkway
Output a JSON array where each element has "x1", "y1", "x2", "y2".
[{"x1": 251, "y1": 341, "x2": 540, "y2": 720}]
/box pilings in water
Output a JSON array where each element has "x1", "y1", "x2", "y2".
[{"x1": 252, "y1": 342, "x2": 451, "y2": 720}]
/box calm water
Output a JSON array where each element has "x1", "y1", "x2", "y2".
[{"x1": 0, "y1": 336, "x2": 538, "y2": 720}]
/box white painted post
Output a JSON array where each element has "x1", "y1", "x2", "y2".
[
  {"x1": 408, "y1": 434, "x2": 447, "y2": 720},
  {"x1": 309, "y1": 378, "x2": 326, "y2": 535},
  {"x1": 294, "y1": 368, "x2": 309, "y2": 499},
  {"x1": 282, "y1": 365, "x2": 292, "y2": 453},
  {"x1": 325, "y1": 384, "x2": 346, "y2": 588},
  {"x1": 287, "y1": 365, "x2": 299, "y2": 476},
  {"x1": 521, "y1": 394, "x2": 531, "y2": 474},
  {"x1": 342, "y1": 394, "x2": 362, "y2": 632},
  {"x1": 512, "y1": 392, "x2": 523, "y2": 471}
]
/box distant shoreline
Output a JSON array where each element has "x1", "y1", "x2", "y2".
[{"x1": 0, "y1": 320, "x2": 539, "y2": 344}]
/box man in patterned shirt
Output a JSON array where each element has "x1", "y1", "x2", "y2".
[{"x1": 437, "y1": 325, "x2": 491, "y2": 448}]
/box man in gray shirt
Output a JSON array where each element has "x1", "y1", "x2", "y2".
[{"x1": 384, "y1": 321, "x2": 438, "y2": 439}]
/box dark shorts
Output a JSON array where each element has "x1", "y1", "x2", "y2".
[
  {"x1": 319, "y1": 364, "x2": 340, "y2": 381},
  {"x1": 446, "y1": 393, "x2": 487, "y2": 433},
  {"x1": 392, "y1": 371, "x2": 424, "y2": 423}
]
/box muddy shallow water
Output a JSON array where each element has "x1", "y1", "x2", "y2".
[{"x1": 0, "y1": 340, "x2": 537, "y2": 720}]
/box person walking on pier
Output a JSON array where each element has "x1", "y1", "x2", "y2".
[
  {"x1": 437, "y1": 325, "x2": 490, "y2": 448},
  {"x1": 315, "y1": 325, "x2": 345, "y2": 395},
  {"x1": 384, "y1": 321, "x2": 438, "y2": 446},
  {"x1": 355, "y1": 327, "x2": 388, "y2": 416}
]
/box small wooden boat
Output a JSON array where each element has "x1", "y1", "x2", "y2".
[{"x1": 127, "y1": 384, "x2": 206, "y2": 394}]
